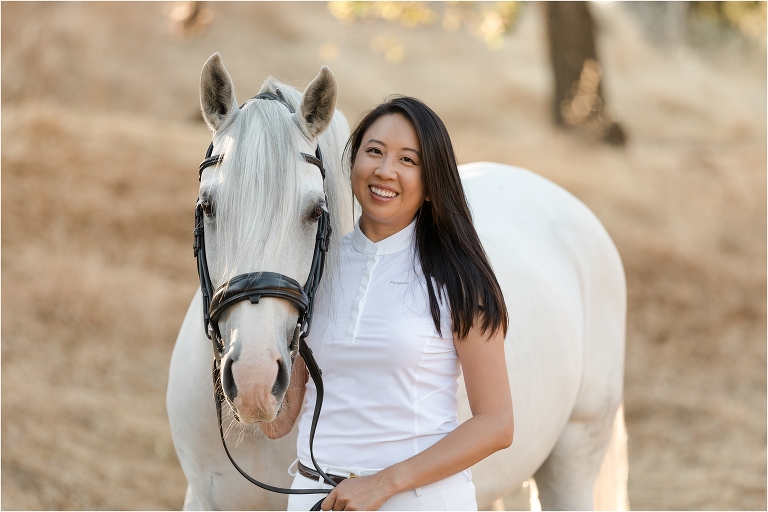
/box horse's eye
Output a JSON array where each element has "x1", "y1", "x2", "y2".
[
  {"x1": 201, "y1": 199, "x2": 214, "y2": 217},
  {"x1": 311, "y1": 202, "x2": 327, "y2": 221}
]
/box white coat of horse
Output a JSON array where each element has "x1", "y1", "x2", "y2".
[{"x1": 167, "y1": 54, "x2": 628, "y2": 511}]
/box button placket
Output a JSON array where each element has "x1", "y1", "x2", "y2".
[{"x1": 344, "y1": 252, "x2": 379, "y2": 343}]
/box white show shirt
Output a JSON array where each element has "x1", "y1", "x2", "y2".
[{"x1": 295, "y1": 219, "x2": 461, "y2": 472}]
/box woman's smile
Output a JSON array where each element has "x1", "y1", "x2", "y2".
[{"x1": 369, "y1": 184, "x2": 398, "y2": 199}]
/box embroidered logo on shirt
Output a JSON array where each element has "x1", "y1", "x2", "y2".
[{"x1": 389, "y1": 280, "x2": 408, "y2": 285}]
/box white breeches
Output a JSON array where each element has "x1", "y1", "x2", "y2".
[{"x1": 286, "y1": 469, "x2": 477, "y2": 511}]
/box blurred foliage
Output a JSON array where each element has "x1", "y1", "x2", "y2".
[
  {"x1": 328, "y1": 1, "x2": 437, "y2": 27},
  {"x1": 441, "y1": 2, "x2": 522, "y2": 49},
  {"x1": 327, "y1": 1, "x2": 523, "y2": 51},
  {"x1": 368, "y1": 34, "x2": 406, "y2": 63},
  {"x1": 689, "y1": 1, "x2": 767, "y2": 44},
  {"x1": 560, "y1": 58, "x2": 604, "y2": 127},
  {"x1": 165, "y1": 2, "x2": 213, "y2": 39}
]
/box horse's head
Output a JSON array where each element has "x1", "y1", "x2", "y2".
[{"x1": 197, "y1": 53, "x2": 340, "y2": 424}]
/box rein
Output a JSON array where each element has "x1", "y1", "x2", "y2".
[{"x1": 194, "y1": 92, "x2": 335, "y2": 510}]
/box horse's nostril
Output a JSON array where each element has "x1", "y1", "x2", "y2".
[
  {"x1": 271, "y1": 359, "x2": 290, "y2": 397},
  {"x1": 222, "y1": 356, "x2": 238, "y2": 402}
]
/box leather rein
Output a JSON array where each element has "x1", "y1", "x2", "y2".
[{"x1": 194, "y1": 92, "x2": 336, "y2": 509}]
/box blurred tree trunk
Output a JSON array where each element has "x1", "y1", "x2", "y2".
[{"x1": 545, "y1": 2, "x2": 626, "y2": 145}]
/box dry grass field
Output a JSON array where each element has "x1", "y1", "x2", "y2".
[{"x1": 2, "y1": 2, "x2": 765, "y2": 510}]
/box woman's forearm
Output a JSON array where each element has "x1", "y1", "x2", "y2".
[{"x1": 378, "y1": 410, "x2": 513, "y2": 496}]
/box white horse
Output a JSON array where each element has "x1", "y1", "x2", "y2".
[{"x1": 167, "y1": 54, "x2": 628, "y2": 511}]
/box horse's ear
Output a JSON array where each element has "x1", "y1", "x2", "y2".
[
  {"x1": 200, "y1": 53, "x2": 238, "y2": 131},
  {"x1": 298, "y1": 66, "x2": 337, "y2": 139}
]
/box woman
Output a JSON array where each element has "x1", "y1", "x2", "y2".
[{"x1": 261, "y1": 96, "x2": 513, "y2": 511}]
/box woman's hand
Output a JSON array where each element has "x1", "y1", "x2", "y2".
[{"x1": 320, "y1": 473, "x2": 395, "y2": 511}]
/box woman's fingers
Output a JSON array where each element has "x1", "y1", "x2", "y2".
[
  {"x1": 321, "y1": 476, "x2": 391, "y2": 510},
  {"x1": 318, "y1": 476, "x2": 392, "y2": 511},
  {"x1": 320, "y1": 493, "x2": 334, "y2": 511},
  {"x1": 319, "y1": 481, "x2": 362, "y2": 511}
]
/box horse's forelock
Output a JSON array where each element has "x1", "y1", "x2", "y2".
[{"x1": 210, "y1": 93, "x2": 305, "y2": 284}]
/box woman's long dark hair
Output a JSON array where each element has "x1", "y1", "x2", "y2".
[{"x1": 346, "y1": 96, "x2": 508, "y2": 341}]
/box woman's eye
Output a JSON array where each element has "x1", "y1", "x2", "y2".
[
  {"x1": 366, "y1": 147, "x2": 383, "y2": 155},
  {"x1": 201, "y1": 199, "x2": 214, "y2": 217}
]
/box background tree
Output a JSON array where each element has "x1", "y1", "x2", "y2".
[{"x1": 545, "y1": 1, "x2": 626, "y2": 146}]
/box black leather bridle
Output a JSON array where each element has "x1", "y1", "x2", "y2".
[{"x1": 194, "y1": 92, "x2": 335, "y2": 510}]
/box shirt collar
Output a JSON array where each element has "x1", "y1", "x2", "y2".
[{"x1": 351, "y1": 218, "x2": 416, "y2": 255}]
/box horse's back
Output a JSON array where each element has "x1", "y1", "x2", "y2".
[
  {"x1": 459, "y1": 163, "x2": 626, "y2": 506},
  {"x1": 460, "y1": 162, "x2": 620, "y2": 260},
  {"x1": 462, "y1": 163, "x2": 625, "y2": 418}
]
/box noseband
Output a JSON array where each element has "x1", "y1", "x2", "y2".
[{"x1": 194, "y1": 92, "x2": 336, "y2": 509}]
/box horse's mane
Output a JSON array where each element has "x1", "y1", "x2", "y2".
[{"x1": 208, "y1": 77, "x2": 351, "y2": 302}]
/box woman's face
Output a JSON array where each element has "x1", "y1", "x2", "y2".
[{"x1": 351, "y1": 113, "x2": 426, "y2": 242}]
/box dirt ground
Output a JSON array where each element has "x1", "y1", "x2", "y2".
[{"x1": 2, "y1": 2, "x2": 765, "y2": 510}]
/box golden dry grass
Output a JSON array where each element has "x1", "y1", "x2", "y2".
[{"x1": 2, "y1": 2, "x2": 765, "y2": 510}]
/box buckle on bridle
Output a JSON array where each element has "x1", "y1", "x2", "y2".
[
  {"x1": 208, "y1": 323, "x2": 226, "y2": 361},
  {"x1": 290, "y1": 322, "x2": 302, "y2": 359}
]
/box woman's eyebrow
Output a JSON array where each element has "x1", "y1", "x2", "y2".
[{"x1": 367, "y1": 138, "x2": 421, "y2": 157}]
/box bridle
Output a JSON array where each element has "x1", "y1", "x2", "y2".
[{"x1": 194, "y1": 92, "x2": 336, "y2": 510}]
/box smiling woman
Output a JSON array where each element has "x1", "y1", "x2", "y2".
[{"x1": 267, "y1": 96, "x2": 514, "y2": 511}]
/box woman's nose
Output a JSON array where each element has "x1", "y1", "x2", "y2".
[{"x1": 374, "y1": 156, "x2": 397, "y2": 179}]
